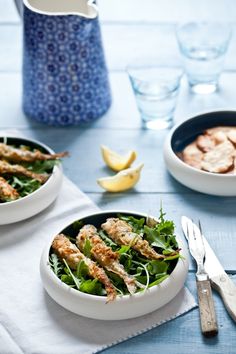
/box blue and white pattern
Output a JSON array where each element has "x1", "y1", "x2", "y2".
[{"x1": 23, "y1": 6, "x2": 111, "y2": 125}]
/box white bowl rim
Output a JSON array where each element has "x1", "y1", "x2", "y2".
[
  {"x1": 166, "y1": 109, "x2": 236, "y2": 179},
  {"x1": 43, "y1": 209, "x2": 187, "y2": 303},
  {"x1": 0, "y1": 135, "x2": 62, "y2": 207}
]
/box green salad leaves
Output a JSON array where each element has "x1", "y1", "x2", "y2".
[
  {"x1": 3, "y1": 159, "x2": 58, "y2": 201},
  {"x1": 49, "y1": 210, "x2": 180, "y2": 298}
]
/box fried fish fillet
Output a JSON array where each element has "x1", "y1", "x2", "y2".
[
  {"x1": 0, "y1": 176, "x2": 19, "y2": 202},
  {"x1": 0, "y1": 143, "x2": 68, "y2": 163},
  {"x1": 52, "y1": 234, "x2": 117, "y2": 302},
  {"x1": 77, "y1": 225, "x2": 141, "y2": 294},
  {"x1": 0, "y1": 160, "x2": 48, "y2": 183},
  {"x1": 101, "y1": 218, "x2": 166, "y2": 260}
]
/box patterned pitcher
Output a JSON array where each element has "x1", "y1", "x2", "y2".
[{"x1": 15, "y1": 0, "x2": 111, "y2": 125}]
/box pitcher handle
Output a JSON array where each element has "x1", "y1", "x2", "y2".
[{"x1": 13, "y1": 0, "x2": 23, "y2": 17}]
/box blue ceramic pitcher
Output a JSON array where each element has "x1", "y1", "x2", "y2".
[{"x1": 15, "y1": 0, "x2": 111, "y2": 125}]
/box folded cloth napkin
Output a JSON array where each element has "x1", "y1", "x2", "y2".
[{"x1": 0, "y1": 177, "x2": 197, "y2": 354}]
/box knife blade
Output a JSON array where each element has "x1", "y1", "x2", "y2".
[
  {"x1": 182, "y1": 216, "x2": 236, "y2": 323},
  {"x1": 181, "y1": 216, "x2": 218, "y2": 336}
]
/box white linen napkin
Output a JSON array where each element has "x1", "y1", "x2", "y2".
[{"x1": 0, "y1": 177, "x2": 197, "y2": 354}]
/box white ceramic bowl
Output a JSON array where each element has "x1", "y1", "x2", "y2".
[
  {"x1": 0, "y1": 136, "x2": 63, "y2": 225},
  {"x1": 40, "y1": 210, "x2": 189, "y2": 320},
  {"x1": 164, "y1": 110, "x2": 236, "y2": 196}
]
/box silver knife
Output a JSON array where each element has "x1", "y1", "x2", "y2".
[
  {"x1": 182, "y1": 216, "x2": 236, "y2": 323},
  {"x1": 181, "y1": 216, "x2": 218, "y2": 336}
]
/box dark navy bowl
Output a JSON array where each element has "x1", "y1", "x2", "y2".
[
  {"x1": 171, "y1": 110, "x2": 236, "y2": 153},
  {"x1": 164, "y1": 110, "x2": 236, "y2": 196}
]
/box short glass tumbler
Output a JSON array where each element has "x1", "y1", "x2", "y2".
[
  {"x1": 176, "y1": 22, "x2": 231, "y2": 94},
  {"x1": 128, "y1": 66, "x2": 183, "y2": 130}
]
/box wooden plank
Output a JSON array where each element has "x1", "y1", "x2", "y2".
[
  {"x1": 100, "y1": 274, "x2": 236, "y2": 354},
  {"x1": 0, "y1": 24, "x2": 236, "y2": 72},
  {"x1": 1, "y1": 127, "x2": 236, "y2": 268},
  {"x1": 0, "y1": 0, "x2": 20, "y2": 23},
  {"x1": 2, "y1": 0, "x2": 236, "y2": 24},
  {"x1": 2, "y1": 71, "x2": 236, "y2": 130},
  {"x1": 98, "y1": 0, "x2": 236, "y2": 23}
]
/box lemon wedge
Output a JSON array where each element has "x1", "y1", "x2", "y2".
[
  {"x1": 101, "y1": 145, "x2": 137, "y2": 172},
  {"x1": 97, "y1": 164, "x2": 144, "y2": 192}
]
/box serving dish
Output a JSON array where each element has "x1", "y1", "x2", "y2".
[
  {"x1": 40, "y1": 210, "x2": 189, "y2": 320},
  {"x1": 0, "y1": 136, "x2": 63, "y2": 225},
  {"x1": 164, "y1": 110, "x2": 236, "y2": 196}
]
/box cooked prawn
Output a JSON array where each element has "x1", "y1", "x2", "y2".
[
  {"x1": 0, "y1": 143, "x2": 68, "y2": 163},
  {"x1": 77, "y1": 225, "x2": 141, "y2": 294},
  {"x1": 52, "y1": 234, "x2": 117, "y2": 302}
]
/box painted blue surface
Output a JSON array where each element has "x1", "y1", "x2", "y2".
[
  {"x1": 1, "y1": 1, "x2": 236, "y2": 353},
  {"x1": 23, "y1": 5, "x2": 111, "y2": 125}
]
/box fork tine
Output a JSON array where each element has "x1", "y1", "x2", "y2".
[
  {"x1": 191, "y1": 219, "x2": 197, "y2": 239},
  {"x1": 198, "y1": 219, "x2": 203, "y2": 235},
  {"x1": 186, "y1": 220, "x2": 189, "y2": 237}
]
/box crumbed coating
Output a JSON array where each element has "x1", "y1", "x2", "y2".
[
  {"x1": 77, "y1": 225, "x2": 138, "y2": 294},
  {"x1": 0, "y1": 143, "x2": 68, "y2": 163},
  {"x1": 0, "y1": 176, "x2": 19, "y2": 201},
  {"x1": 101, "y1": 218, "x2": 166, "y2": 260},
  {"x1": 52, "y1": 234, "x2": 117, "y2": 302},
  {"x1": 0, "y1": 160, "x2": 48, "y2": 183}
]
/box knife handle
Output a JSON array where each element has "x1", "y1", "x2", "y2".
[
  {"x1": 211, "y1": 274, "x2": 236, "y2": 322},
  {"x1": 196, "y1": 279, "x2": 218, "y2": 337}
]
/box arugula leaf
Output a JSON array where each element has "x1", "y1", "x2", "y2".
[
  {"x1": 9, "y1": 176, "x2": 41, "y2": 197},
  {"x1": 80, "y1": 279, "x2": 104, "y2": 295},
  {"x1": 99, "y1": 230, "x2": 117, "y2": 248},
  {"x1": 60, "y1": 274, "x2": 75, "y2": 286},
  {"x1": 148, "y1": 275, "x2": 169, "y2": 287},
  {"x1": 76, "y1": 260, "x2": 89, "y2": 279},
  {"x1": 147, "y1": 260, "x2": 168, "y2": 276},
  {"x1": 25, "y1": 159, "x2": 58, "y2": 174},
  {"x1": 144, "y1": 219, "x2": 177, "y2": 252},
  {"x1": 63, "y1": 259, "x2": 81, "y2": 291},
  {"x1": 49, "y1": 253, "x2": 63, "y2": 276},
  {"x1": 117, "y1": 245, "x2": 131, "y2": 254},
  {"x1": 118, "y1": 215, "x2": 145, "y2": 233},
  {"x1": 72, "y1": 220, "x2": 84, "y2": 232},
  {"x1": 83, "y1": 239, "x2": 92, "y2": 257}
]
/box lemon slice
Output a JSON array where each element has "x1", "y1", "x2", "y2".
[
  {"x1": 97, "y1": 164, "x2": 144, "y2": 192},
  {"x1": 101, "y1": 145, "x2": 137, "y2": 172}
]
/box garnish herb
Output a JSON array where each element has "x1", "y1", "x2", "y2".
[{"x1": 50, "y1": 210, "x2": 180, "y2": 298}]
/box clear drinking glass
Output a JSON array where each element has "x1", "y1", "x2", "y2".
[
  {"x1": 176, "y1": 22, "x2": 231, "y2": 94},
  {"x1": 127, "y1": 65, "x2": 183, "y2": 130}
]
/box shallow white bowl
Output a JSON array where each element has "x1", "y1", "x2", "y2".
[
  {"x1": 0, "y1": 136, "x2": 63, "y2": 225},
  {"x1": 164, "y1": 110, "x2": 236, "y2": 196},
  {"x1": 40, "y1": 210, "x2": 189, "y2": 320}
]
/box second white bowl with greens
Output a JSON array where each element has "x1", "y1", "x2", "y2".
[{"x1": 40, "y1": 210, "x2": 189, "y2": 320}]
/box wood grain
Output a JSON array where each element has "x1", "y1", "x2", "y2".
[
  {"x1": 0, "y1": 24, "x2": 236, "y2": 72},
  {"x1": 196, "y1": 279, "x2": 218, "y2": 337},
  {"x1": 1, "y1": 0, "x2": 236, "y2": 353}
]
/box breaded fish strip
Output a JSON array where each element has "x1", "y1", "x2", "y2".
[
  {"x1": 0, "y1": 176, "x2": 19, "y2": 201},
  {"x1": 102, "y1": 218, "x2": 166, "y2": 260},
  {"x1": 77, "y1": 225, "x2": 140, "y2": 294},
  {"x1": 0, "y1": 160, "x2": 48, "y2": 183},
  {"x1": 52, "y1": 234, "x2": 117, "y2": 302},
  {"x1": 0, "y1": 143, "x2": 68, "y2": 163}
]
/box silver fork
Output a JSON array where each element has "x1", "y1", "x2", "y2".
[{"x1": 184, "y1": 218, "x2": 218, "y2": 337}]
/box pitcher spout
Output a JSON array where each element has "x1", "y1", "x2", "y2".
[{"x1": 24, "y1": 0, "x2": 98, "y2": 18}]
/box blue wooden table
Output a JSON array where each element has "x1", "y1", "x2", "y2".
[{"x1": 0, "y1": 1, "x2": 236, "y2": 353}]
